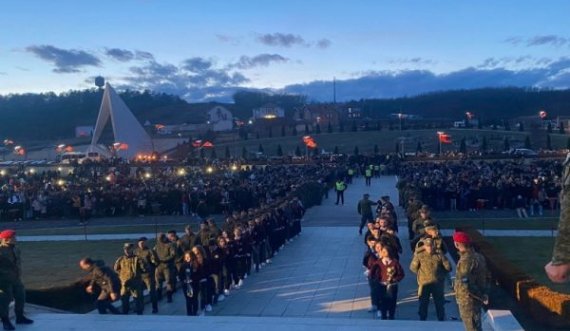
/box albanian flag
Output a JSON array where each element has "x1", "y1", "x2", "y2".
[
  {"x1": 539, "y1": 110, "x2": 548, "y2": 119},
  {"x1": 303, "y1": 135, "x2": 317, "y2": 149},
  {"x1": 202, "y1": 141, "x2": 214, "y2": 148},
  {"x1": 438, "y1": 133, "x2": 452, "y2": 144}
]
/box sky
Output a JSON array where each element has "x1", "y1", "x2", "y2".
[{"x1": 1, "y1": 0, "x2": 570, "y2": 102}]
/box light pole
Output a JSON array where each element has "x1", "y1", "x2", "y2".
[{"x1": 437, "y1": 131, "x2": 444, "y2": 155}]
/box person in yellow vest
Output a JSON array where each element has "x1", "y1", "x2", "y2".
[
  {"x1": 365, "y1": 167, "x2": 373, "y2": 186},
  {"x1": 335, "y1": 179, "x2": 346, "y2": 205}
]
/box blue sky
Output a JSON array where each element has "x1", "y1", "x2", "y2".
[{"x1": 1, "y1": 0, "x2": 569, "y2": 101}]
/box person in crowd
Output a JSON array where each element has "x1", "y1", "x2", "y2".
[
  {"x1": 371, "y1": 245, "x2": 405, "y2": 320},
  {"x1": 154, "y1": 233, "x2": 176, "y2": 303},
  {"x1": 79, "y1": 257, "x2": 121, "y2": 315},
  {"x1": 135, "y1": 237, "x2": 158, "y2": 313},
  {"x1": 357, "y1": 194, "x2": 377, "y2": 235},
  {"x1": 363, "y1": 239, "x2": 380, "y2": 313},
  {"x1": 179, "y1": 250, "x2": 198, "y2": 316},
  {"x1": 191, "y1": 245, "x2": 212, "y2": 315},
  {"x1": 0, "y1": 230, "x2": 33, "y2": 331},
  {"x1": 410, "y1": 238, "x2": 452, "y2": 321},
  {"x1": 453, "y1": 231, "x2": 489, "y2": 331},
  {"x1": 335, "y1": 178, "x2": 347, "y2": 205},
  {"x1": 114, "y1": 243, "x2": 145, "y2": 315}
]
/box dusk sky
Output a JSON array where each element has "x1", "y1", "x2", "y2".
[{"x1": 1, "y1": 0, "x2": 569, "y2": 102}]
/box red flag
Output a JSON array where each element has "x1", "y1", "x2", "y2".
[
  {"x1": 113, "y1": 142, "x2": 129, "y2": 150},
  {"x1": 202, "y1": 141, "x2": 214, "y2": 148},
  {"x1": 302, "y1": 136, "x2": 317, "y2": 149},
  {"x1": 539, "y1": 110, "x2": 548, "y2": 119},
  {"x1": 439, "y1": 134, "x2": 452, "y2": 144}
]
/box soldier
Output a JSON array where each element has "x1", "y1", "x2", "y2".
[
  {"x1": 410, "y1": 238, "x2": 452, "y2": 321},
  {"x1": 0, "y1": 230, "x2": 33, "y2": 331},
  {"x1": 334, "y1": 178, "x2": 346, "y2": 205},
  {"x1": 453, "y1": 231, "x2": 489, "y2": 331},
  {"x1": 79, "y1": 257, "x2": 121, "y2": 315},
  {"x1": 114, "y1": 243, "x2": 145, "y2": 315},
  {"x1": 411, "y1": 206, "x2": 433, "y2": 250},
  {"x1": 179, "y1": 225, "x2": 197, "y2": 252},
  {"x1": 154, "y1": 233, "x2": 176, "y2": 302},
  {"x1": 357, "y1": 194, "x2": 378, "y2": 235},
  {"x1": 545, "y1": 154, "x2": 570, "y2": 283},
  {"x1": 414, "y1": 223, "x2": 448, "y2": 255},
  {"x1": 406, "y1": 196, "x2": 422, "y2": 239},
  {"x1": 135, "y1": 237, "x2": 158, "y2": 313}
]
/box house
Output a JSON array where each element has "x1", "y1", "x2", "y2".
[
  {"x1": 252, "y1": 104, "x2": 285, "y2": 120},
  {"x1": 340, "y1": 107, "x2": 362, "y2": 120},
  {"x1": 207, "y1": 106, "x2": 233, "y2": 132},
  {"x1": 294, "y1": 104, "x2": 340, "y2": 127}
]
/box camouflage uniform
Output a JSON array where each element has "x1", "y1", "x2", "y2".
[
  {"x1": 0, "y1": 243, "x2": 26, "y2": 322},
  {"x1": 154, "y1": 238, "x2": 176, "y2": 301},
  {"x1": 114, "y1": 252, "x2": 145, "y2": 315},
  {"x1": 552, "y1": 162, "x2": 570, "y2": 266},
  {"x1": 410, "y1": 245, "x2": 452, "y2": 321},
  {"x1": 454, "y1": 248, "x2": 488, "y2": 331},
  {"x1": 135, "y1": 246, "x2": 158, "y2": 313}
]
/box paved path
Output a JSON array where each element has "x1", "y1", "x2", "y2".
[{"x1": 146, "y1": 176, "x2": 460, "y2": 322}]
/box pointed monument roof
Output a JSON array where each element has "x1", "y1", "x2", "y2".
[{"x1": 90, "y1": 83, "x2": 153, "y2": 158}]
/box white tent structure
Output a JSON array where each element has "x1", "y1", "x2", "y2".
[{"x1": 88, "y1": 83, "x2": 154, "y2": 159}]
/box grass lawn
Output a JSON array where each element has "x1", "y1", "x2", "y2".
[
  {"x1": 438, "y1": 218, "x2": 559, "y2": 230},
  {"x1": 217, "y1": 128, "x2": 533, "y2": 156},
  {"x1": 19, "y1": 239, "x2": 155, "y2": 290},
  {"x1": 17, "y1": 224, "x2": 187, "y2": 237},
  {"x1": 485, "y1": 237, "x2": 570, "y2": 295}
]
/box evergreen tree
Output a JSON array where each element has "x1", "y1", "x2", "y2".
[
  {"x1": 560, "y1": 121, "x2": 565, "y2": 134},
  {"x1": 305, "y1": 123, "x2": 310, "y2": 134},
  {"x1": 225, "y1": 146, "x2": 231, "y2": 159},
  {"x1": 518, "y1": 122, "x2": 525, "y2": 131},
  {"x1": 200, "y1": 148, "x2": 205, "y2": 158},
  {"x1": 504, "y1": 120, "x2": 511, "y2": 131},
  {"x1": 477, "y1": 119, "x2": 483, "y2": 129},
  {"x1": 292, "y1": 126, "x2": 298, "y2": 136},
  {"x1": 524, "y1": 136, "x2": 531, "y2": 149},
  {"x1": 353, "y1": 146, "x2": 359, "y2": 155},
  {"x1": 503, "y1": 137, "x2": 510, "y2": 151},
  {"x1": 313, "y1": 147, "x2": 319, "y2": 156},
  {"x1": 546, "y1": 134, "x2": 552, "y2": 150},
  {"x1": 333, "y1": 146, "x2": 339, "y2": 154},
  {"x1": 276, "y1": 144, "x2": 283, "y2": 156},
  {"x1": 258, "y1": 144, "x2": 264, "y2": 154},
  {"x1": 459, "y1": 138, "x2": 467, "y2": 153},
  {"x1": 339, "y1": 121, "x2": 345, "y2": 132},
  {"x1": 242, "y1": 146, "x2": 248, "y2": 159},
  {"x1": 481, "y1": 136, "x2": 488, "y2": 152},
  {"x1": 396, "y1": 142, "x2": 401, "y2": 154},
  {"x1": 315, "y1": 123, "x2": 321, "y2": 134},
  {"x1": 295, "y1": 145, "x2": 301, "y2": 156},
  {"x1": 210, "y1": 148, "x2": 217, "y2": 159},
  {"x1": 281, "y1": 125, "x2": 286, "y2": 137},
  {"x1": 327, "y1": 122, "x2": 333, "y2": 133},
  {"x1": 351, "y1": 120, "x2": 357, "y2": 132},
  {"x1": 416, "y1": 141, "x2": 422, "y2": 153},
  {"x1": 374, "y1": 144, "x2": 379, "y2": 154}
]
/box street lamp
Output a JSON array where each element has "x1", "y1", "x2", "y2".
[
  {"x1": 437, "y1": 131, "x2": 445, "y2": 155},
  {"x1": 398, "y1": 113, "x2": 403, "y2": 131},
  {"x1": 206, "y1": 166, "x2": 214, "y2": 174}
]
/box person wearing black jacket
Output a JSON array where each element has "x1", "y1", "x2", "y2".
[
  {"x1": 232, "y1": 228, "x2": 247, "y2": 288},
  {"x1": 208, "y1": 239, "x2": 225, "y2": 303},
  {"x1": 79, "y1": 258, "x2": 121, "y2": 315},
  {"x1": 179, "y1": 251, "x2": 198, "y2": 316},
  {"x1": 192, "y1": 245, "x2": 212, "y2": 315}
]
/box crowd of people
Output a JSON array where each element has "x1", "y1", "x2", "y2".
[
  {"x1": 398, "y1": 159, "x2": 563, "y2": 216},
  {"x1": 0, "y1": 162, "x2": 338, "y2": 223}
]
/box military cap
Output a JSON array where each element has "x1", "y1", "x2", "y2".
[
  {"x1": 123, "y1": 242, "x2": 134, "y2": 249},
  {"x1": 138, "y1": 237, "x2": 148, "y2": 242}
]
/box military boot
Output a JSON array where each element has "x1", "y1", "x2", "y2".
[{"x1": 2, "y1": 317, "x2": 15, "y2": 331}]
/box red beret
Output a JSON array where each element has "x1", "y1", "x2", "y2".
[
  {"x1": 453, "y1": 231, "x2": 471, "y2": 244},
  {"x1": 0, "y1": 229, "x2": 16, "y2": 239}
]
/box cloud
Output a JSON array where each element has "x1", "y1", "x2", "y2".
[
  {"x1": 388, "y1": 57, "x2": 436, "y2": 66},
  {"x1": 25, "y1": 45, "x2": 101, "y2": 73},
  {"x1": 105, "y1": 48, "x2": 135, "y2": 62},
  {"x1": 282, "y1": 57, "x2": 570, "y2": 101},
  {"x1": 119, "y1": 58, "x2": 249, "y2": 102},
  {"x1": 135, "y1": 50, "x2": 155, "y2": 61},
  {"x1": 257, "y1": 33, "x2": 307, "y2": 47},
  {"x1": 182, "y1": 57, "x2": 213, "y2": 73},
  {"x1": 316, "y1": 38, "x2": 332, "y2": 49},
  {"x1": 505, "y1": 35, "x2": 568, "y2": 47},
  {"x1": 231, "y1": 54, "x2": 288, "y2": 69}
]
